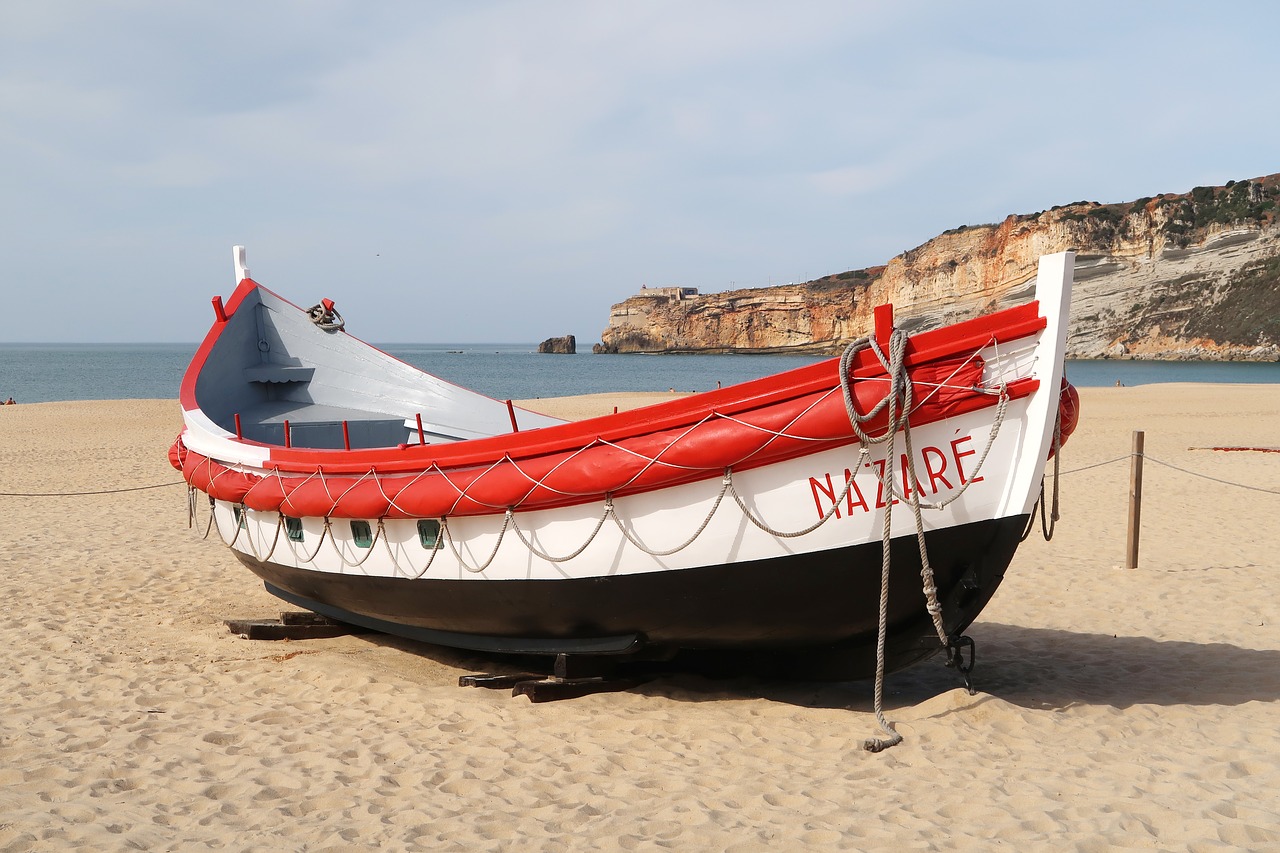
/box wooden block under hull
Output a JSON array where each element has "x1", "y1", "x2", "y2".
[{"x1": 225, "y1": 611, "x2": 368, "y2": 640}]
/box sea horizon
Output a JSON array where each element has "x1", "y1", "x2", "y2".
[{"x1": 2, "y1": 342, "x2": 1279, "y2": 405}]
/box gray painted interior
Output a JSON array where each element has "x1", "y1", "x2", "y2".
[{"x1": 196, "y1": 287, "x2": 565, "y2": 449}]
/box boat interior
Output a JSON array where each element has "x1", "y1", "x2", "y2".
[{"x1": 193, "y1": 284, "x2": 565, "y2": 450}]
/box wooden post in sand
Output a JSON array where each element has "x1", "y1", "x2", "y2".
[{"x1": 1125, "y1": 430, "x2": 1145, "y2": 569}]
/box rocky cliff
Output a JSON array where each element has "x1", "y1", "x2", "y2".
[
  {"x1": 537, "y1": 334, "x2": 577, "y2": 354},
  {"x1": 595, "y1": 174, "x2": 1280, "y2": 360}
]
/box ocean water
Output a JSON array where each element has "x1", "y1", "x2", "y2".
[
  {"x1": 1, "y1": 342, "x2": 1278, "y2": 404},
  {"x1": 1063, "y1": 359, "x2": 1280, "y2": 388}
]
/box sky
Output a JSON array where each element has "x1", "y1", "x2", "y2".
[{"x1": 3, "y1": 1, "x2": 1279, "y2": 344}]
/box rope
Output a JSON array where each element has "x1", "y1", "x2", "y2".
[
  {"x1": 389, "y1": 520, "x2": 444, "y2": 580},
  {"x1": 237, "y1": 508, "x2": 285, "y2": 563},
  {"x1": 204, "y1": 445, "x2": 1275, "y2": 590},
  {"x1": 190, "y1": 488, "x2": 215, "y2": 537},
  {"x1": 1052, "y1": 453, "x2": 1280, "y2": 495},
  {"x1": 0, "y1": 481, "x2": 186, "y2": 497},
  {"x1": 327, "y1": 517, "x2": 387, "y2": 570},
  {"x1": 442, "y1": 514, "x2": 513, "y2": 574},
  {"x1": 1057, "y1": 455, "x2": 1131, "y2": 475},
  {"x1": 306, "y1": 302, "x2": 345, "y2": 332},
  {"x1": 283, "y1": 516, "x2": 331, "y2": 563},
  {"x1": 1023, "y1": 405, "x2": 1064, "y2": 542},
  {"x1": 729, "y1": 457, "x2": 865, "y2": 539},
  {"x1": 207, "y1": 498, "x2": 241, "y2": 548},
  {"x1": 858, "y1": 332, "x2": 908, "y2": 753},
  {"x1": 841, "y1": 328, "x2": 1015, "y2": 752},
  {"x1": 509, "y1": 503, "x2": 613, "y2": 564},
  {"x1": 1141, "y1": 455, "x2": 1280, "y2": 495}
]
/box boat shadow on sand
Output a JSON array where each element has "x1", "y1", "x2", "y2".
[{"x1": 356, "y1": 623, "x2": 1280, "y2": 713}]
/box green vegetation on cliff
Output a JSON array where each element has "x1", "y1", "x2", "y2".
[
  {"x1": 1181, "y1": 252, "x2": 1280, "y2": 345},
  {"x1": 1159, "y1": 178, "x2": 1280, "y2": 246}
]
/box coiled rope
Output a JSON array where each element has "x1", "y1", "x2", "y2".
[{"x1": 306, "y1": 302, "x2": 345, "y2": 332}]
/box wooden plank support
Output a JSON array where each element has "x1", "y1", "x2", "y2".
[
  {"x1": 225, "y1": 611, "x2": 367, "y2": 640},
  {"x1": 458, "y1": 673, "x2": 547, "y2": 689},
  {"x1": 512, "y1": 675, "x2": 651, "y2": 703},
  {"x1": 458, "y1": 653, "x2": 656, "y2": 701}
]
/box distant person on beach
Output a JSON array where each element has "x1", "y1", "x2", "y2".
[{"x1": 4, "y1": 397, "x2": 13, "y2": 405}]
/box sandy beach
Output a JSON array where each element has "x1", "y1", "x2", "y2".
[{"x1": 1, "y1": 385, "x2": 1278, "y2": 851}]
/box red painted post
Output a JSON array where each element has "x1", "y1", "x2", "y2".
[
  {"x1": 342, "y1": 420, "x2": 351, "y2": 451},
  {"x1": 506, "y1": 400, "x2": 520, "y2": 433},
  {"x1": 284, "y1": 419, "x2": 291, "y2": 448},
  {"x1": 212, "y1": 295, "x2": 227, "y2": 323},
  {"x1": 234, "y1": 413, "x2": 242, "y2": 439},
  {"x1": 874, "y1": 303, "x2": 894, "y2": 351}
]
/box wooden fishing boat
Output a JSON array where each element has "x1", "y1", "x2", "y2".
[{"x1": 171, "y1": 247, "x2": 1078, "y2": 680}]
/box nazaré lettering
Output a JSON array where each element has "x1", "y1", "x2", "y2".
[
  {"x1": 922, "y1": 445, "x2": 952, "y2": 493},
  {"x1": 809, "y1": 473, "x2": 842, "y2": 519},
  {"x1": 899, "y1": 453, "x2": 924, "y2": 502},
  {"x1": 950, "y1": 435, "x2": 985, "y2": 485},
  {"x1": 808, "y1": 436, "x2": 987, "y2": 521},
  {"x1": 809, "y1": 470, "x2": 873, "y2": 520},
  {"x1": 843, "y1": 468, "x2": 870, "y2": 515}
]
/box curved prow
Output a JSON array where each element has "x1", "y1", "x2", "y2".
[
  {"x1": 1010, "y1": 250, "x2": 1075, "y2": 515},
  {"x1": 233, "y1": 245, "x2": 250, "y2": 284}
]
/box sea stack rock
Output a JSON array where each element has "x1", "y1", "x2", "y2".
[{"x1": 538, "y1": 335, "x2": 576, "y2": 354}]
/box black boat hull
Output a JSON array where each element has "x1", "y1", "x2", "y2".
[{"x1": 236, "y1": 514, "x2": 1028, "y2": 679}]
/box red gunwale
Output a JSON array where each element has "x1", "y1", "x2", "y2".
[
  {"x1": 174, "y1": 373, "x2": 1040, "y2": 518},
  {"x1": 182, "y1": 278, "x2": 1046, "y2": 479}
]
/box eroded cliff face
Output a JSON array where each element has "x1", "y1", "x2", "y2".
[{"x1": 595, "y1": 175, "x2": 1280, "y2": 360}]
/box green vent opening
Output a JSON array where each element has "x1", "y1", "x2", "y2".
[
  {"x1": 417, "y1": 519, "x2": 441, "y2": 548},
  {"x1": 233, "y1": 505, "x2": 247, "y2": 529},
  {"x1": 284, "y1": 516, "x2": 304, "y2": 542},
  {"x1": 351, "y1": 520, "x2": 373, "y2": 548}
]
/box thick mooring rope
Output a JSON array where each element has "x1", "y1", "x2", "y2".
[
  {"x1": 838, "y1": 329, "x2": 1004, "y2": 753},
  {"x1": 859, "y1": 334, "x2": 910, "y2": 752}
]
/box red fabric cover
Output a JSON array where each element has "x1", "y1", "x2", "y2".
[{"x1": 171, "y1": 354, "x2": 1012, "y2": 519}]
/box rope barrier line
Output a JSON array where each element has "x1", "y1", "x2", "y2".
[
  {"x1": 1055, "y1": 452, "x2": 1280, "y2": 495},
  {"x1": 1056, "y1": 455, "x2": 1132, "y2": 475},
  {"x1": 1141, "y1": 455, "x2": 1280, "y2": 496},
  {"x1": 0, "y1": 481, "x2": 187, "y2": 497}
]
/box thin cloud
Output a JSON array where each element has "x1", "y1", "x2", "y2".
[{"x1": 1, "y1": 2, "x2": 1278, "y2": 342}]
